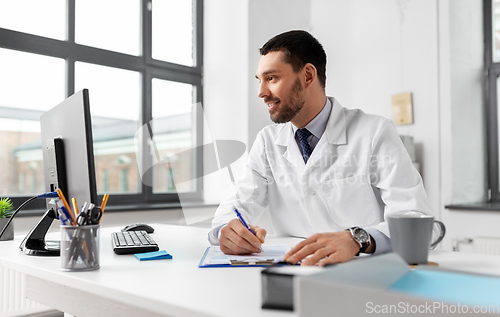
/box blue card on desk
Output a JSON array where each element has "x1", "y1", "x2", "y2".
[{"x1": 134, "y1": 250, "x2": 172, "y2": 261}]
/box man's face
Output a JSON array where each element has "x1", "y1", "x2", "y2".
[{"x1": 255, "y1": 51, "x2": 305, "y2": 124}]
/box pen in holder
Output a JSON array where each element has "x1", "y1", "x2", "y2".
[{"x1": 60, "y1": 224, "x2": 100, "y2": 271}]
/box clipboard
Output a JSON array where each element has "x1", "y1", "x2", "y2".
[{"x1": 198, "y1": 244, "x2": 291, "y2": 268}]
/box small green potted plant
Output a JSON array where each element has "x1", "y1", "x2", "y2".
[{"x1": 0, "y1": 197, "x2": 14, "y2": 241}]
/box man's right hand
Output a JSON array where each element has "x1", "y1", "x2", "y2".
[{"x1": 219, "y1": 218, "x2": 266, "y2": 255}]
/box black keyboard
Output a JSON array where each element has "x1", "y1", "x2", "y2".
[{"x1": 112, "y1": 230, "x2": 159, "y2": 255}]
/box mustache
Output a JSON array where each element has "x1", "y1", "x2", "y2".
[{"x1": 264, "y1": 97, "x2": 280, "y2": 104}]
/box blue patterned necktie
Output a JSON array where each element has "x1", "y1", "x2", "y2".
[{"x1": 296, "y1": 128, "x2": 313, "y2": 163}]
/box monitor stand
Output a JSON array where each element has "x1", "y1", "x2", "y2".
[{"x1": 19, "y1": 208, "x2": 60, "y2": 256}]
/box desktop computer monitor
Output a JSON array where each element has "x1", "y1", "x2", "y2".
[
  {"x1": 40, "y1": 88, "x2": 97, "y2": 207},
  {"x1": 20, "y1": 89, "x2": 98, "y2": 256}
]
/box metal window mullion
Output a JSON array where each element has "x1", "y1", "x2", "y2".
[
  {"x1": 193, "y1": 0, "x2": 204, "y2": 200},
  {"x1": 486, "y1": 68, "x2": 500, "y2": 200},
  {"x1": 142, "y1": 69, "x2": 155, "y2": 202},
  {"x1": 143, "y1": 0, "x2": 152, "y2": 60},
  {"x1": 484, "y1": 0, "x2": 500, "y2": 201},
  {"x1": 67, "y1": 0, "x2": 75, "y2": 97},
  {"x1": 194, "y1": 81, "x2": 203, "y2": 199},
  {"x1": 0, "y1": 28, "x2": 69, "y2": 58},
  {"x1": 0, "y1": 33, "x2": 201, "y2": 79},
  {"x1": 484, "y1": 0, "x2": 493, "y2": 69},
  {"x1": 490, "y1": 63, "x2": 500, "y2": 74},
  {"x1": 142, "y1": 0, "x2": 156, "y2": 202},
  {"x1": 487, "y1": 63, "x2": 500, "y2": 201},
  {"x1": 66, "y1": 58, "x2": 75, "y2": 97},
  {"x1": 146, "y1": 57, "x2": 201, "y2": 76},
  {"x1": 0, "y1": 28, "x2": 146, "y2": 73},
  {"x1": 150, "y1": 68, "x2": 200, "y2": 85},
  {"x1": 193, "y1": 0, "x2": 204, "y2": 71},
  {"x1": 72, "y1": 44, "x2": 146, "y2": 72},
  {"x1": 68, "y1": 0, "x2": 75, "y2": 43}
]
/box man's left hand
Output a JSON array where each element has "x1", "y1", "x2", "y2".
[{"x1": 283, "y1": 231, "x2": 360, "y2": 266}]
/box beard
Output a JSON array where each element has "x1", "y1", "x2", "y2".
[{"x1": 267, "y1": 78, "x2": 305, "y2": 124}]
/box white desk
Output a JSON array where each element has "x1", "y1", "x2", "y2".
[
  {"x1": 1, "y1": 224, "x2": 500, "y2": 317},
  {"x1": 0, "y1": 224, "x2": 300, "y2": 317}
]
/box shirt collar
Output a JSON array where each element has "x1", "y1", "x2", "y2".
[{"x1": 292, "y1": 98, "x2": 332, "y2": 139}]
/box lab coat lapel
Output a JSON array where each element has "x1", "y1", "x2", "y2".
[
  {"x1": 275, "y1": 123, "x2": 305, "y2": 169},
  {"x1": 302, "y1": 98, "x2": 347, "y2": 233},
  {"x1": 303, "y1": 97, "x2": 347, "y2": 171},
  {"x1": 274, "y1": 97, "x2": 347, "y2": 171},
  {"x1": 324, "y1": 97, "x2": 347, "y2": 146},
  {"x1": 305, "y1": 134, "x2": 330, "y2": 169}
]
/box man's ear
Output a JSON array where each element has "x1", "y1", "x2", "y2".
[{"x1": 303, "y1": 63, "x2": 317, "y2": 87}]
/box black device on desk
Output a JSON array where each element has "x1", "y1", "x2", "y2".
[
  {"x1": 19, "y1": 89, "x2": 98, "y2": 256},
  {"x1": 112, "y1": 230, "x2": 159, "y2": 255},
  {"x1": 122, "y1": 223, "x2": 154, "y2": 233}
]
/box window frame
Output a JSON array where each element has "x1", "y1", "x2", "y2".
[
  {"x1": 0, "y1": 0, "x2": 204, "y2": 212},
  {"x1": 485, "y1": 0, "x2": 500, "y2": 202}
]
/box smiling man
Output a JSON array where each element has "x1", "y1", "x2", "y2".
[{"x1": 208, "y1": 30, "x2": 433, "y2": 266}]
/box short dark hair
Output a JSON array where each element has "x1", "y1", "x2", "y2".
[{"x1": 260, "y1": 30, "x2": 327, "y2": 89}]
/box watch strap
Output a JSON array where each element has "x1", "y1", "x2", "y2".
[{"x1": 348, "y1": 227, "x2": 371, "y2": 256}]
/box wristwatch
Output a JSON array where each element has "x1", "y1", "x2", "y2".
[{"x1": 347, "y1": 227, "x2": 371, "y2": 255}]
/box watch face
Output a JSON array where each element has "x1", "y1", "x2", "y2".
[{"x1": 354, "y1": 228, "x2": 370, "y2": 244}]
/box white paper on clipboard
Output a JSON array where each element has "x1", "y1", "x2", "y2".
[{"x1": 200, "y1": 244, "x2": 291, "y2": 267}]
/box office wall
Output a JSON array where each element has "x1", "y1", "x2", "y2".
[
  {"x1": 311, "y1": 0, "x2": 441, "y2": 218},
  {"x1": 203, "y1": 0, "x2": 442, "y2": 228},
  {"x1": 202, "y1": 0, "x2": 249, "y2": 204},
  {"x1": 204, "y1": 0, "x2": 442, "y2": 214},
  {"x1": 247, "y1": 0, "x2": 311, "y2": 146},
  {"x1": 311, "y1": 0, "x2": 488, "y2": 251},
  {"x1": 203, "y1": 0, "x2": 311, "y2": 206}
]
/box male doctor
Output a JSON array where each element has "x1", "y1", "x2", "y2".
[{"x1": 208, "y1": 30, "x2": 433, "y2": 266}]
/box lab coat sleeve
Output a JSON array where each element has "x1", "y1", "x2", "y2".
[
  {"x1": 366, "y1": 119, "x2": 433, "y2": 238},
  {"x1": 208, "y1": 224, "x2": 224, "y2": 245},
  {"x1": 208, "y1": 131, "x2": 271, "y2": 244},
  {"x1": 365, "y1": 228, "x2": 392, "y2": 254}
]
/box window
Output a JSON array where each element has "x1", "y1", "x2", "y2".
[
  {"x1": 102, "y1": 170, "x2": 109, "y2": 193},
  {"x1": 0, "y1": 0, "x2": 203, "y2": 211},
  {"x1": 0, "y1": 0, "x2": 66, "y2": 40},
  {"x1": 120, "y1": 169, "x2": 129, "y2": 192},
  {"x1": 152, "y1": 0, "x2": 194, "y2": 66},
  {"x1": 151, "y1": 79, "x2": 195, "y2": 194},
  {"x1": 18, "y1": 173, "x2": 25, "y2": 194},
  {"x1": 75, "y1": 0, "x2": 141, "y2": 56},
  {"x1": 487, "y1": 0, "x2": 500, "y2": 201}
]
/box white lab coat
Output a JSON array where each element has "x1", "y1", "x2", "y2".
[{"x1": 211, "y1": 97, "x2": 433, "y2": 240}]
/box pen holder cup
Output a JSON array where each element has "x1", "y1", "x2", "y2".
[{"x1": 60, "y1": 224, "x2": 100, "y2": 271}]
